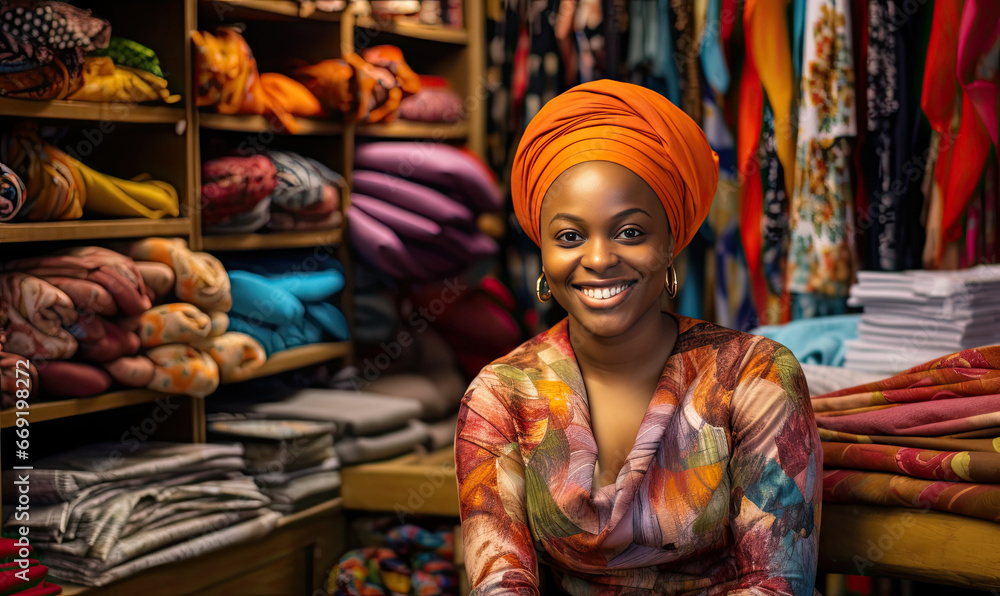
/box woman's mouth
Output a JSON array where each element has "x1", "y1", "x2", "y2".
[{"x1": 573, "y1": 281, "x2": 635, "y2": 308}]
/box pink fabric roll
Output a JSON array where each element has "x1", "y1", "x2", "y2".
[
  {"x1": 104, "y1": 355, "x2": 156, "y2": 387},
  {"x1": 45, "y1": 276, "x2": 117, "y2": 316},
  {"x1": 77, "y1": 317, "x2": 142, "y2": 363},
  {"x1": 0, "y1": 273, "x2": 79, "y2": 360},
  {"x1": 37, "y1": 360, "x2": 113, "y2": 398}
]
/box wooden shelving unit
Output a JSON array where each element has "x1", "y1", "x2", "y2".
[
  {"x1": 0, "y1": 98, "x2": 186, "y2": 124},
  {"x1": 199, "y1": 112, "x2": 345, "y2": 135},
  {"x1": 201, "y1": 228, "x2": 343, "y2": 250},
  {"x1": 357, "y1": 119, "x2": 468, "y2": 139},
  {"x1": 201, "y1": 0, "x2": 345, "y2": 22},
  {"x1": 0, "y1": 218, "x2": 193, "y2": 243},
  {"x1": 341, "y1": 447, "x2": 459, "y2": 516},
  {"x1": 354, "y1": 14, "x2": 469, "y2": 44}
]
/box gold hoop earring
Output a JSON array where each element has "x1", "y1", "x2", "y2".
[
  {"x1": 665, "y1": 265, "x2": 678, "y2": 299},
  {"x1": 536, "y1": 272, "x2": 552, "y2": 302}
]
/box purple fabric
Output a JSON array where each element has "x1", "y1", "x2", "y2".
[
  {"x1": 351, "y1": 193, "x2": 442, "y2": 241},
  {"x1": 399, "y1": 87, "x2": 464, "y2": 123},
  {"x1": 347, "y1": 205, "x2": 431, "y2": 280},
  {"x1": 354, "y1": 142, "x2": 501, "y2": 213},
  {"x1": 351, "y1": 170, "x2": 473, "y2": 226}
]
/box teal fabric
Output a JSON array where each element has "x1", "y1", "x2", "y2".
[
  {"x1": 272, "y1": 270, "x2": 346, "y2": 302},
  {"x1": 751, "y1": 314, "x2": 860, "y2": 367},
  {"x1": 701, "y1": 0, "x2": 730, "y2": 94},
  {"x1": 229, "y1": 271, "x2": 304, "y2": 326}
]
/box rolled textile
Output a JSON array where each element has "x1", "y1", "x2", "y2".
[
  {"x1": 200, "y1": 155, "x2": 277, "y2": 227},
  {"x1": 304, "y1": 302, "x2": 349, "y2": 340},
  {"x1": 136, "y1": 303, "x2": 214, "y2": 348},
  {"x1": 228, "y1": 271, "x2": 304, "y2": 326},
  {"x1": 0, "y1": 60, "x2": 75, "y2": 101},
  {"x1": 822, "y1": 442, "x2": 1000, "y2": 484},
  {"x1": 0, "y1": 162, "x2": 26, "y2": 222},
  {"x1": 76, "y1": 317, "x2": 141, "y2": 363},
  {"x1": 5, "y1": 246, "x2": 151, "y2": 316},
  {"x1": 352, "y1": 169, "x2": 474, "y2": 226},
  {"x1": 3, "y1": 128, "x2": 86, "y2": 220},
  {"x1": 37, "y1": 360, "x2": 112, "y2": 398},
  {"x1": 0, "y1": 1, "x2": 111, "y2": 78},
  {"x1": 351, "y1": 193, "x2": 442, "y2": 242},
  {"x1": 817, "y1": 427, "x2": 1000, "y2": 454},
  {"x1": 0, "y1": 272, "x2": 78, "y2": 360},
  {"x1": 66, "y1": 56, "x2": 180, "y2": 104},
  {"x1": 345, "y1": 52, "x2": 402, "y2": 124},
  {"x1": 103, "y1": 355, "x2": 156, "y2": 388},
  {"x1": 44, "y1": 276, "x2": 117, "y2": 316},
  {"x1": 191, "y1": 332, "x2": 267, "y2": 384},
  {"x1": 203, "y1": 195, "x2": 271, "y2": 234},
  {"x1": 265, "y1": 150, "x2": 345, "y2": 213},
  {"x1": 291, "y1": 58, "x2": 354, "y2": 114},
  {"x1": 815, "y1": 393, "x2": 1000, "y2": 436},
  {"x1": 1, "y1": 351, "x2": 38, "y2": 408},
  {"x1": 347, "y1": 205, "x2": 432, "y2": 279},
  {"x1": 89, "y1": 37, "x2": 165, "y2": 77},
  {"x1": 145, "y1": 344, "x2": 220, "y2": 398},
  {"x1": 269, "y1": 270, "x2": 345, "y2": 303},
  {"x1": 135, "y1": 261, "x2": 176, "y2": 300},
  {"x1": 398, "y1": 86, "x2": 464, "y2": 123},
  {"x1": 823, "y1": 469, "x2": 1000, "y2": 522},
  {"x1": 209, "y1": 312, "x2": 229, "y2": 337},
  {"x1": 361, "y1": 46, "x2": 421, "y2": 95},
  {"x1": 130, "y1": 238, "x2": 232, "y2": 312},
  {"x1": 75, "y1": 159, "x2": 180, "y2": 219},
  {"x1": 355, "y1": 143, "x2": 502, "y2": 213}
]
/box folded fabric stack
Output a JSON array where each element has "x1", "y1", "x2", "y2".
[
  {"x1": 331, "y1": 521, "x2": 458, "y2": 596},
  {"x1": 1, "y1": 443, "x2": 280, "y2": 588},
  {"x1": 222, "y1": 254, "x2": 349, "y2": 356},
  {"x1": 215, "y1": 389, "x2": 431, "y2": 465},
  {"x1": 350, "y1": 142, "x2": 501, "y2": 280},
  {"x1": 0, "y1": 538, "x2": 61, "y2": 595},
  {"x1": 812, "y1": 345, "x2": 1000, "y2": 523},
  {"x1": 208, "y1": 418, "x2": 341, "y2": 514},
  {"x1": 398, "y1": 75, "x2": 464, "y2": 123},
  {"x1": 842, "y1": 266, "x2": 1000, "y2": 375},
  {"x1": 201, "y1": 150, "x2": 346, "y2": 234},
  {"x1": 0, "y1": 127, "x2": 180, "y2": 221},
  {"x1": 0, "y1": 0, "x2": 179, "y2": 104}
]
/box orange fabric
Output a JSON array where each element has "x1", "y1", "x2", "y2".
[
  {"x1": 510, "y1": 80, "x2": 719, "y2": 253},
  {"x1": 292, "y1": 59, "x2": 355, "y2": 113},
  {"x1": 361, "y1": 45, "x2": 421, "y2": 95}
]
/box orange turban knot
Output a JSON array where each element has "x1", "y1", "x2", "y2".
[{"x1": 511, "y1": 80, "x2": 719, "y2": 255}]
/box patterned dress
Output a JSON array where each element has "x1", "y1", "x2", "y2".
[{"x1": 456, "y1": 315, "x2": 823, "y2": 595}]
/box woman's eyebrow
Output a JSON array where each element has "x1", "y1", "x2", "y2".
[
  {"x1": 550, "y1": 212, "x2": 585, "y2": 224},
  {"x1": 612, "y1": 207, "x2": 652, "y2": 220}
]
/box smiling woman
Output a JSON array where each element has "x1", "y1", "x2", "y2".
[{"x1": 455, "y1": 80, "x2": 824, "y2": 596}]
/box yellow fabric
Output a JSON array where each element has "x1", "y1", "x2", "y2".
[
  {"x1": 511, "y1": 79, "x2": 719, "y2": 254},
  {"x1": 75, "y1": 163, "x2": 180, "y2": 219},
  {"x1": 66, "y1": 57, "x2": 180, "y2": 104},
  {"x1": 747, "y1": 0, "x2": 796, "y2": 197}
]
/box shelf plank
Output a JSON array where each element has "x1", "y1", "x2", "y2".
[
  {"x1": 203, "y1": 0, "x2": 345, "y2": 21},
  {"x1": 201, "y1": 228, "x2": 343, "y2": 250},
  {"x1": 341, "y1": 447, "x2": 458, "y2": 516},
  {"x1": 245, "y1": 342, "x2": 350, "y2": 379},
  {"x1": 355, "y1": 14, "x2": 468, "y2": 44},
  {"x1": 819, "y1": 504, "x2": 1000, "y2": 589},
  {"x1": 199, "y1": 112, "x2": 344, "y2": 135},
  {"x1": 0, "y1": 218, "x2": 192, "y2": 243},
  {"x1": 0, "y1": 344, "x2": 349, "y2": 428},
  {"x1": 0, "y1": 98, "x2": 185, "y2": 124},
  {"x1": 357, "y1": 119, "x2": 468, "y2": 139},
  {"x1": 0, "y1": 389, "x2": 166, "y2": 429},
  {"x1": 276, "y1": 497, "x2": 343, "y2": 528}
]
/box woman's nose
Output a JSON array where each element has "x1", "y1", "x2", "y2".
[{"x1": 581, "y1": 238, "x2": 619, "y2": 272}]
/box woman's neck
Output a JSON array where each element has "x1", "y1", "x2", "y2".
[{"x1": 568, "y1": 307, "x2": 678, "y2": 379}]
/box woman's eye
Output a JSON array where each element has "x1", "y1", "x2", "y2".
[
  {"x1": 558, "y1": 231, "x2": 582, "y2": 243},
  {"x1": 618, "y1": 228, "x2": 642, "y2": 240}
]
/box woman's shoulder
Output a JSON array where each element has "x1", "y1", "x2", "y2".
[
  {"x1": 471, "y1": 318, "x2": 571, "y2": 379},
  {"x1": 674, "y1": 315, "x2": 800, "y2": 374}
]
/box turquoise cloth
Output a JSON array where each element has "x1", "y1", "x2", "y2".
[
  {"x1": 751, "y1": 314, "x2": 860, "y2": 367},
  {"x1": 700, "y1": 0, "x2": 730, "y2": 94}
]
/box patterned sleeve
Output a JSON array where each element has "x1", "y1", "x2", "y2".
[
  {"x1": 455, "y1": 369, "x2": 540, "y2": 595},
  {"x1": 726, "y1": 341, "x2": 823, "y2": 596}
]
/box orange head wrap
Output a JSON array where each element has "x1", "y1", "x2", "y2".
[{"x1": 511, "y1": 80, "x2": 719, "y2": 255}]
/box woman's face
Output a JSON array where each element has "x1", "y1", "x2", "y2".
[{"x1": 539, "y1": 161, "x2": 674, "y2": 339}]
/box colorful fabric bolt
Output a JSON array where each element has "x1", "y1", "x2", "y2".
[
  {"x1": 145, "y1": 344, "x2": 220, "y2": 398},
  {"x1": 291, "y1": 58, "x2": 354, "y2": 114},
  {"x1": 0, "y1": 162, "x2": 26, "y2": 222},
  {"x1": 345, "y1": 51, "x2": 403, "y2": 124},
  {"x1": 103, "y1": 354, "x2": 155, "y2": 388},
  {"x1": 399, "y1": 86, "x2": 464, "y2": 123},
  {"x1": 67, "y1": 56, "x2": 179, "y2": 103},
  {"x1": 130, "y1": 238, "x2": 233, "y2": 313},
  {"x1": 75, "y1": 317, "x2": 141, "y2": 364},
  {"x1": 135, "y1": 261, "x2": 176, "y2": 300},
  {"x1": 0, "y1": 272, "x2": 78, "y2": 360},
  {"x1": 0, "y1": 0, "x2": 111, "y2": 78},
  {"x1": 89, "y1": 36, "x2": 165, "y2": 78},
  {"x1": 510, "y1": 80, "x2": 719, "y2": 253},
  {"x1": 265, "y1": 150, "x2": 344, "y2": 229},
  {"x1": 823, "y1": 470, "x2": 1000, "y2": 522},
  {"x1": 822, "y1": 442, "x2": 1000, "y2": 484},
  {"x1": 200, "y1": 155, "x2": 278, "y2": 227},
  {"x1": 191, "y1": 332, "x2": 266, "y2": 384},
  {"x1": 136, "y1": 303, "x2": 215, "y2": 348},
  {"x1": 457, "y1": 316, "x2": 822, "y2": 594},
  {"x1": 0, "y1": 59, "x2": 73, "y2": 100}
]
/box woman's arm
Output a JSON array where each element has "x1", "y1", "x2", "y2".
[
  {"x1": 456, "y1": 372, "x2": 540, "y2": 595},
  {"x1": 727, "y1": 342, "x2": 823, "y2": 596}
]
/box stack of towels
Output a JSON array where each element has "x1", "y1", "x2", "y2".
[
  {"x1": 350, "y1": 142, "x2": 501, "y2": 281},
  {"x1": 208, "y1": 418, "x2": 341, "y2": 514},
  {"x1": 842, "y1": 265, "x2": 1000, "y2": 374},
  {"x1": 1, "y1": 443, "x2": 279, "y2": 588},
  {"x1": 201, "y1": 150, "x2": 346, "y2": 234},
  {"x1": 0, "y1": 239, "x2": 267, "y2": 401},
  {"x1": 222, "y1": 254, "x2": 350, "y2": 356},
  {"x1": 813, "y1": 345, "x2": 1000, "y2": 524}
]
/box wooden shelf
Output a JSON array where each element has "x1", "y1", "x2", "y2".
[
  {"x1": 0, "y1": 218, "x2": 192, "y2": 243},
  {"x1": 0, "y1": 98, "x2": 185, "y2": 124},
  {"x1": 276, "y1": 496, "x2": 343, "y2": 528},
  {"x1": 341, "y1": 447, "x2": 458, "y2": 516},
  {"x1": 199, "y1": 112, "x2": 344, "y2": 135},
  {"x1": 245, "y1": 342, "x2": 350, "y2": 379},
  {"x1": 355, "y1": 14, "x2": 468, "y2": 44},
  {"x1": 202, "y1": 0, "x2": 345, "y2": 21},
  {"x1": 201, "y1": 228, "x2": 343, "y2": 250},
  {"x1": 357, "y1": 119, "x2": 468, "y2": 139},
  {"x1": 0, "y1": 389, "x2": 166, "y2": 429},
  {"x1": 0, "y1": 344, "x2": 350, "y2": 428}
]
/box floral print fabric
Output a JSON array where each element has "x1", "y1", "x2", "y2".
[{"x1": 456, "y1": 316, "x2": 822, "y2": 595}]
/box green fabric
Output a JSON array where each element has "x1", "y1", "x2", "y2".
[{"x1": 90, "y1": 37, "x2": 164, "y2": 78}]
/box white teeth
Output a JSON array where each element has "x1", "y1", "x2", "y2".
[
  {"x1": 581, "y1": 283, "x2": 629, "y2": 300},
  {"x1": 602, "y1": 288, "x2": 611, "y2": 299}
]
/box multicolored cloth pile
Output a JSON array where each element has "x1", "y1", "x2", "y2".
[
  {"x1": 349, "y1": 142, "x2": 501, "y2": 281},
  {"x1": 813, "y1": 345, "x2": 1000, "y2": 523}
]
